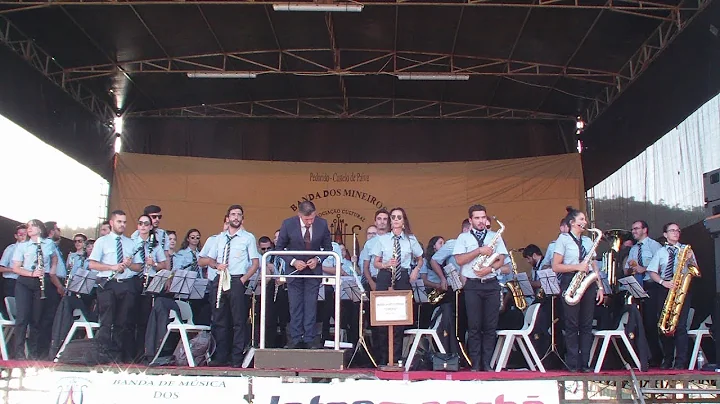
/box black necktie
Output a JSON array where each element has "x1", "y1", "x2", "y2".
[
  {"x1": 570, "y1": 233, "x2": 586, "y2": 261},
  {"x1": 664, "y1": 246, "x2": 677, "y2": 280},
  {"x1": 472, "y1": 230, "x2": 486, "y2": 247},
  {"x1": 637, "y1": 242, "x2": 644, "y2": 267},
  {"x1": 224, "y1": 234, "x2": 235, "y2": 265},
  {"x1": 393, "y1": 235, "x2": 402, "y2": 281},
  {"x1": 116, "y1": 236, "x2": 124, "y2": 264},
  {"x1": 303, "y1": 226, "x2": 311, "y2": 250}
]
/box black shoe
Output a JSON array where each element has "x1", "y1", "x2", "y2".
[
  {"x1": 673, "y1": 363, "x2": 687, "y2": 370},
  {"x1": 209, "y1": 360, "x2": 228, "y2": 367},
  {"x1": 308, "y1": 341, "x2": 323, "y2": 349},
  {"x1": 581, "y1": 367, "x2": 593, "y2": 373},
  {"x1": 661, "y1": 361, "x2": 673, "y2": 370}
]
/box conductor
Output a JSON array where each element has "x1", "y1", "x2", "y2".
[{"x1": 276, "y1": 201, "x2": 332, "y2": 349}]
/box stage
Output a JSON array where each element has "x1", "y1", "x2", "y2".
[{"x1": 1, "y1": 360, "x2": 719, "y2": 404}]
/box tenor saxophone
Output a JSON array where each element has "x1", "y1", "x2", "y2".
[
  {"x1": 470, "y1": 217, "x2": 505, "y2": 275},
  {"x1": 658, "y1": 244, "x2": 700, "y2": 336},
  {"x1": 563, "y1": 227, "x2": 603, "y2": 306},
  {"x1": 505, "y1": 250, "x2": 527, "y2": 311}
]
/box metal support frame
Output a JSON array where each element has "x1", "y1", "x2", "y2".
[
  {"x1": 127, "y1": 96, "x2": 575, "y2": 119},
  {"x1": 259, "y1": 250, "x2": 342, "y2": 350},
  {"x1": 0, "y1": 15, "x2": 115, "y2": 122},
  {"x1": 584, "y1": 0, "x2": 712, "y2": 124}
]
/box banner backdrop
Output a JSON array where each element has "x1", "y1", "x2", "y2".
[{"x1": 110, "y1": 153, "x2": 584, "y2": 265}]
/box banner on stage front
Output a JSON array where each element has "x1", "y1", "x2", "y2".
[{"x1": 252, "y1": 377, "x2": 559, "y2": 404}]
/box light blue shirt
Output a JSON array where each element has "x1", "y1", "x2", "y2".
[
  {"x1": 205, "y1": 229, "x2": 260, "y2": 276},
  {"x1": 646, "y1": 243, "x2": 686, "y2": 281},
  {"x1": 419, "y1": 260, "x2": 441, "y2": 284},
  {"x1": 552, "y1": 233, "x2": 595, "y2": 266},
  {"x1": 371, "y1": 232, "x2": 423, "y2": 270},
  {"x1": 88, "y1": 233, "x2": 141, "y2": 280},
  {"x1": 173, "y1": 248, "x2": 200, "y2": 273},
  {"x1": 131, "y1": 235, "x2": 167, "y2": 277},
  {"x1": 67, "y1": 251, "x2": 88, "y2": 278},
  {"x1": 624, "y1": 237, "x2": 662, "y2": 282},
  {"x1": 361, "y1": 236, "x2": 383, "y2": 277},
  {"x1": 452, "y1": 230, "x2": 508, "y2": 279},
  {"x1": 540, "y1": 240, "x2": 557, "y2": 270},
  {"x1": 12, "y1": 238, "x2": 56, "y2": 274},
  {"x1": 131, "y1": 228, "x2": 171, "y2": 251},
  {"x1": 323, "y1": 242, "x2": 356, "y2": 275},
  {"x1": 1, "y1": 243, "x2": 20, "y2": 279},
  {"x1": 199, "y1": 234, "x2": 220, "y2": 281},
  {"x1": 497, "y1": 255, "x2": 514, "y2": 284},
  {"x1": 53, "y1": 243, "x2": 67, "y2": 279}
]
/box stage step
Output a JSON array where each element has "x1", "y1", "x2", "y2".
[{"x1": 254, "y1": 348, "x2": 349, "y2": 370}]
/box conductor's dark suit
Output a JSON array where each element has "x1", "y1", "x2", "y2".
[{"x1": 276, "y1": 216, "x2": 332, "y2": 346}]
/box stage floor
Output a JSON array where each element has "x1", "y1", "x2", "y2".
[{"x1": 1, "y1": 360, "x2": 718, "y2": 381}]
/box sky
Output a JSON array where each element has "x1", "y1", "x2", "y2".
[{"x1": 0, "y1": 114, "x2": 109, "y2": 229}]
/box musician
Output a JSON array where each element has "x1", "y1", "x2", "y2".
[
  {"x1": 88, "y1": 210, "x2": 143, "y2": 362},
  {"x1": 99, "y1": 220, "x2": 111, "y2": 237},
  {"x1": 259, "y1": 236, "x2": 289, "y2": 348},
  {"x1": 11, "y1": 220, "x2": 58, "y2": 360},
  {"x1": 133, "y1": 215, "x2": 168, "y2": 362},
  {"x1": 551, "y1": 206, "x2": 604, "y2": 373},
  {"x1": 372, "y1": 207, "x2": 423, "y2": 364},
  {"x1": 645, "y1": 222, "x2": 691, "y2": 370},
  {"x1": 321, "y1": 242, "x2": 360, "y2": 346},
  {"x1": 419, "y1": 236, "x2": 446, "y2": 329},
  {"x1": 276, "y1": 200, "x2": 332, "y2": 349},
  {"x1": 358, "y1": 225, "x2": 378, "y2": 288},
  {"x1": 0, "y1": 225, "x2": 27, "y2": 304},
  {"x1": 198, "y1": 215, "x2": 230, "y2": 300},
  {"x1": 72, "y1": 238, "x2": 97, "y2": 311},
  {"x1": 540, "y1": 219, "x2": 570, "y2": 270},
  {"x1": 430, "y1": 219, "x2": 471, "y2": 360},
  {"x1": 362, "y1": 209, "x2": 389, "y2": 292},
  {"x1": 202, "y1": 205, "x2": 259, "y2": 367},
  {"x1": 625, "y1": 220, "x2": 663, "y2": 366},
  {"x1": 522, "y1": 244, "x2": 545, "y2": 298},
  {"x1": 497, "y1": 255, "x2": 524, "y2": 330},
  {"x1": 174, "y1": 229, "x2": 207, "y2": 324}
]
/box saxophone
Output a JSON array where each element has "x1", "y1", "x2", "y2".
[
  {"x1": 658, "y1": 244, "x2": 700, "y2": 336},
  {"x1": 505, "y1": 250, "x2": 527, "y2": 311},
  {"x1": 563, "y1": 227, "x2": 603, "y2": 306},
  {"x1": 470, "y1": 217, "x2": 505, "y2": 275}
]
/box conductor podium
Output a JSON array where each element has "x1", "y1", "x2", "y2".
[{"x1": 254, "y1": 250, "x2": 350, "y2": 370}]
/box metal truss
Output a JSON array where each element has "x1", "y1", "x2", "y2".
[
  {"x1": 126, "y1": 96, "x2": 575, "y2": 119},
  {"x1": 0, "y1": 15, "x2": 115, "y2": 122},
  {"x1": 0, "y1": 0, "x2": 698, "y2": 22},
  {"x1": 584, "y1": 0, "x2": 712, "y2": 124},
  {"x1": 59, "y1": 49, "x2": 623, "y2": 87}
]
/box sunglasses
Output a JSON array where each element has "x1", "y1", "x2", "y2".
[
  {"x1": 390, "y1": 215, "x2": 403, "y2": 220},
  {"x1": 188, "y1": 236, "x2": 200, "y2": 240},
  {"x1": 149, "y1": 214, "x2": 162, "y2": 219},
  {"x1": 138, "y1": 221, "x2": 151, "y2": 226}
]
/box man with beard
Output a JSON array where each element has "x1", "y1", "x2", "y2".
[{"x1": 201, "y1": 205, "x2": 260, "y2": 367}]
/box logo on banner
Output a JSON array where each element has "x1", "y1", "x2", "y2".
[
  {"x1": 55, "y1": 376, "x2": 91, "y2": 404},
  {"x1": 289, "y1": 188, "x2": 389, "y2": 247}
]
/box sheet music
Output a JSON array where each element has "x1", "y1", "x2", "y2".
[
  {"x1": 147, "y1": 270, "x2": 172, "y2": 294},
  {"x1": 411, "y1": 278, "x2": 428, "y2": 303},
  {"x1": 189, "y1": 279, "x2": 208, "y2": 300},
  {"x1": 618, "y1": 276, "x2": 649, "y2": 299},
  {"x1": 515, "y1": 272, "x2": 534, "y2": 297},
  {"x1": 537, "y1": 269, "x2": 561, "y2": 295},
  {"x1": 169, "y1": 270, "x2": 197, "y2": 294},
  {"x1": 67, "y1": 268, "x2": 97, "y2": 294},
  {"x1": 340, "y1": 278, "x2": 362, "y2": 302}
]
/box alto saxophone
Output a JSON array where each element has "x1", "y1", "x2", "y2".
[
  {"x1": 505, "y1": 250, "x2": 527, "y2": 311},
  {"x1": 563, "y1": 227, "x2": 603, "y2": 306},
  {"x1": 658, "y1": 244, "x2": 700, "y2": 336},
  {"x1": 470, "y1": 217, "x2": 505, "y2": 275}
]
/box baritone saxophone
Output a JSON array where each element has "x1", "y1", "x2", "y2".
[{"x1": 658, "y1": 244, "x2": 700, "y2": 336}]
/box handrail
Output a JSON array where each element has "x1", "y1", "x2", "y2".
[{"x1": 259, "y1": 250, "x2": 342, "y2": 350}]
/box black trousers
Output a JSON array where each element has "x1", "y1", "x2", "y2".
[
  {"x1": 643, "y1": 281, "x2": 663, "y2": 365},
  {"x1": 209, "y1": 276, "x2": 248, "y2": 366},
  {"x1": 1, "y1": 278, "x2": 15, "y2": 319},
  {"x1": 464, "y1": 278, "x2": 501, "y2": 370},
  {"x1": 561, "y1": 277, "x2": 597, "y2": 371},
  {"x1": 190, "y1": 294, "x2": 211, "y2": 326},
  {"x1": 374, "y1": 269, "x2": 411, "y2": 365},
  {"x1": 13, "y1": 276, "x2": 57, "y2": 359},
  {"x1": 319, "y1": 285, "x2": 360, "y2": 345},
  {"x1": 265, "y1": 283, "x2": 290, "y2": 348},
  {"x1": 96, "y1": 278, "x2": 138, "y2": 362},
  {"x1": 656, "y1": 286, "x2": 691, "y2": 367}
]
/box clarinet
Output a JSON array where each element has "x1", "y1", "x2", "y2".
[
  {"x1": 142, "y1": 233, "x2": 156, "y2": 295},
  {"x1": 105, "y1": 243, "x2": 143, "y2": 285},
  {"x1": 37, "y1": 243, "x2": 46, "y2": 300}
]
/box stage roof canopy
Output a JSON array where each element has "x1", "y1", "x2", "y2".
[{"x1": 0, "y1": 0, "x2": 718, "y2": 187}]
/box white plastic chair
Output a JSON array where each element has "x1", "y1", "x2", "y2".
[
  {"x1": 5, "y1": 297, "x2": 16, "y2": 322},
  {"x1": 0, "y1": 310, "x2": 15, "y2": 360},
  {"x1": 491, "y1": 303, "x2": 545, "y2": 372},
  {"x1": 588, "y1": 312, "x2": 642, "y2": 373},
  {"x1": 54, "y1": 309, "x2": 100, "y2": 362},
  {"x1": 151, "y1": 300, "x2": 211, "y2": 367},
  {"x1": 688, "y1": 315, "x2": 712, "y2": 370},
  {"x1": 402, "y1": 308, "x2": 446, "y2": 372}
]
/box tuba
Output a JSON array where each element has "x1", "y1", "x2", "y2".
[
  {"x1": 563, "y1": 227, "x2": 603, "y2": 306},
  {"x1": 658, "y1": 244, "x2": 700, "y2": 336},
  {"x1": 504, "y1": 250, "x2": 527, "y2": 311},
  {"x1": 470, "y1": 218, "x2": 505, "y2": 275}
]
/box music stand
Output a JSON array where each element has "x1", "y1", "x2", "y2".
[
  {"x1": 67, "y1": 268, "x2": 97, "y2": 295},
  {"x1": 410, "y1": 279, "x2": 427, "y2": 328},
  {"x1": 189, "y1": 279, "x2": 208, "y2": 300},
  {"x1": 618, "y1": 276, "x2": 649, "y2": 299},
  {"x1": 515, "y1": 272, "x2": 534, "y2": 299},
  {"x1": 147, "y1": 270, "x2": 172, "y2": 295},
  {"x1": 170, "y1": 270, "x2": 198, "y2": 300},
  {"x1": 341, "y1": 277, "x2": 362, "y2": 302},
  {"x1": 599, "y1": 271, "x2": 613, "y2": 296},
  {"x1": 537, "y1": 269, "x2": 567, "y2": 368}
]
